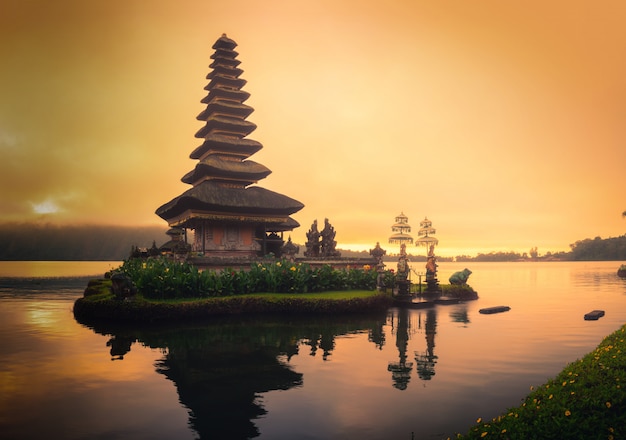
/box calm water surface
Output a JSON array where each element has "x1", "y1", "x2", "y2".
[{"x1": 1, "y1": 261, "x2": 625, "y2": 440}]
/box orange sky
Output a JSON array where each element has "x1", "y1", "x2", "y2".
[{"x1": 1, "y1": 0, "x2": 625, "y2": 256}]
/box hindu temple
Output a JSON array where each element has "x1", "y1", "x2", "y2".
[{"x1": 156, "y1": 34, "x2": 304, "y2": 259}]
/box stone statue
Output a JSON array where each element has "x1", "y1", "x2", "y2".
[
  {"x1": 304, "y1": 220, "x2": 320, "y2": 257},
  {"x1": 424, "y1": 243, "x2": 440, "y2": 293},
  {"x1": 320, "y1": 218, "x2": 341, "y2": 258},
  {"x1": 110, "y1": 273, "x2": 137, "y2": 300},
  {"x1": 396, "y1": 243, "x2": 409, "y2": 281},
  {"x1": 449, "y1": 268, "x2": 472, "y2": 285}
]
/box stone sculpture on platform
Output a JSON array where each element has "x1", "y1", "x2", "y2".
[
  {"x1": 396, "y1": 243, "x2": 411, "y2": 297},
  {"x1": 304, "y1": 220, "x2": 320, "y2": 257},
  {"x1": 304, "y1": 218, "x2": 341, "y2": 258},
  {"x1": 449, "y1": 268, "x2": 472, "y2": 285},
  {"x1": 424, "y1": 244, "x2": 440, "y2": 293},
  {"x1": 320, "y1": 218, "x2": 341, "y2": 258}
]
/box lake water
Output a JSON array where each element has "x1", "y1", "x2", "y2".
[{"x1": 1, "y1": 261, "x2": 625, "y2": 440}]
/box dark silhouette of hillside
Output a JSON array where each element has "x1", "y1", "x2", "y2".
[
  {"x1": 0, "y1": 222, "x2": 168, "y2": 260},
  {"x1": 2, "y1": 222, "x2": 624, "y2": 262}
]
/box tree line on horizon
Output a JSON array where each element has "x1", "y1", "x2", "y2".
[
  {"x1": 0, "y1": 222, "x2": 624, "y2": 261},
  {"x1": 0, "y1": 223, "x2": 168, "y2": 261}
]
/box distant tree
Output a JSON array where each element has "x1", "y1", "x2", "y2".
[
  {"x1": 0, "y1": 223, "x2": 168, "y2": 260},
  {"x1": 529, "y1": 247, "x2": 538, "y2": 259},
  {"x1": 569, "y1": 235, "x2": 626, "y2": 261}
]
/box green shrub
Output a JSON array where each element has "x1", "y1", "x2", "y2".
[
  {"x1": 111, "y1": 257, "x2": 383, "y2": 300},
  {"x1": 455, "y1": 325, "x2": 626, "y2": 439}
]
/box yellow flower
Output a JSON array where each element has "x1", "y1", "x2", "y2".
[
  {"x1": 606, "y1": 402, "x2": 612, "y2": 408},
  {"x1": 290, "y1": 266, "x2": 296, "y2": 271},
  {"x1": 565, "y1": 410, "x2": 571, "y2": 416},
  {"x1": 549, "y1": 394, "x2": 553, "y2": 399},
  {"x1": 476, "y1": 418, "x2": 482, "y2": 423},
  {"x1": 562, "y1": 381, "x2": 568, "y2": 386},
  {"x1": 530, "y1": 385, "x2": 534, "y2": 391},
  {"x1": 276, "y1": 262, "x2": 281, "y2": 267},
  {"x1": 501, "y1": 429, "x2": 507, "y2": 434},
  {"x1": 481, "y1": 432, "x2": 488, "y2": 438}
]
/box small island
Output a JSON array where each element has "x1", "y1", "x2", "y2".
[{"x1": 74, "y1": 34, "x2": 477, "y2": 324}]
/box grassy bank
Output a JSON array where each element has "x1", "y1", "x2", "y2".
[
  {"x1": 455, "y1": 324, "x2": 626, "y2": 439},
  {"x1": 74, "y1": 281, "x2": 394, "y2": 323}
]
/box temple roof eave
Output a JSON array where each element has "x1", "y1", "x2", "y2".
[
  {"x1": 156, "y1": 182, "x2": 304, "y2": 222},
  {"x1": 162, "y1": 209, "x2": 300, "y2": 231},
  {"x1": 190, "y1": 135, "x2": 263, "y2": 159},
  {"x1": 194, "y1": 117, "x2": 257, "y2": 139},
  {"x1": 181, "y1": 159, "x2": 272, "y2": 185}
]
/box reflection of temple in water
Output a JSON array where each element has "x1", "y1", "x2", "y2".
[
  {"x1": 80, "y1": 313, "x2": 387, "y2": 440},
  {"x1": 156, "y1": 333, "x2": 302, "y2": 439},
  {"x1": 387, "y1": 307, "x2": 440, "y2": 389},
  {"x1": 106, "y1": 335, "x2": 135, "y2": 360},
  {"x1": 414, "y1": 308, "x2": 438, "y2": 380},
  {"x1": 387, "y1": 307, "x2": 414, "y2": 390}
]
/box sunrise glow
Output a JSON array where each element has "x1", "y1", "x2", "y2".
[{"x1": 1, "y1": 1, "x2": 625, "y2": 255}]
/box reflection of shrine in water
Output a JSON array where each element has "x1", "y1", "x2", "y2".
[
  {"x1": 387, "y1": 307, "x2": 414, "y2": 390},
  {"x1": 387, "y1": 307, "x2": 440, "y2": 389},
  {"x1": 78, "y1": 313, "x2": 387, "y2": 440},
  {"x1": 414, "y1": 308, "x2": 438, "y2": 381}
]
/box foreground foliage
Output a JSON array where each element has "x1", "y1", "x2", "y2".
[
  {"x1": 455, "y1": 325, "x2": 626, "y2": 439},
  {"x1": 113, "y1": 257, "x2": 380, "y2": 299}
]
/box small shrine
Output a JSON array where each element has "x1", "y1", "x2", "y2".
[
  {"x1": 389, "y1": 213, "x2": 413, "y2": 298},
  {"x1": 369, "y1": 242, "x2": 387, "y2": 291},
  {"x1": 415, "y1": 217, "x2": 440, "y2": 293},
  {"x1": 155, "y1": 34, "x2": 304, "y2": 259}
]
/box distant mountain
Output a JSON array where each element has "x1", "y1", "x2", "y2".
[{"x1": 0, "y1": 222, "x2": 169, "y2": 261}]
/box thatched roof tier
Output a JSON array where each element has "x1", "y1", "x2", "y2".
[
  {"x1": 211, "y1": 47, "x2": 239, "y2": 60},
  {"x1": 206, "y1": 65, "x2": 244, "y2": 79},
  {"x1": 212, "y1": 34, "x2": 237, "y2": 50},
  {"x1": 189, "y1": 134, "x2": 263, "y2": 159},
  {"x1": 201, "y1": 88, "x2": 250, "y2": 104},
  {"x1": 196, "y1": 101, "x2": 253, "y2": 121},
  {"x1": 172, "y1": 213, "x2": 301, "y2": 232},
  {"x1": 194, "y1": 116, "x2": 256, "y2": 139},
  {"x1": 208, "y1": 57, "x2": 240, "y2": 68},
  {"x1": 181, "y1": 158, "x2": 271, "y2": 185},
  {"x1": 271, "y1": 217, "x2": 301, "y2": 231},
  {"x1": 156, "y1": 181, "x2": 304, "y2": 222},
  {"x1": 205, "y1": 75, "x2": 246, "y2": 90}
]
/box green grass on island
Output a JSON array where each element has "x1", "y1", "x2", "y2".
[
  {"x1": 73, "y1": 258, "x2": 475, "y2": 322},
  {"x1": 74, "y1": 278, "x2": 395, "y2": 323},
  {"x1": 455, "y1": 324, "x2": 626, "y2": 440}
]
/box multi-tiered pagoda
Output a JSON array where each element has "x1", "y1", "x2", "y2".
[{"x1": 156, "y1": 34, "x2": 304, "y2": 258}]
